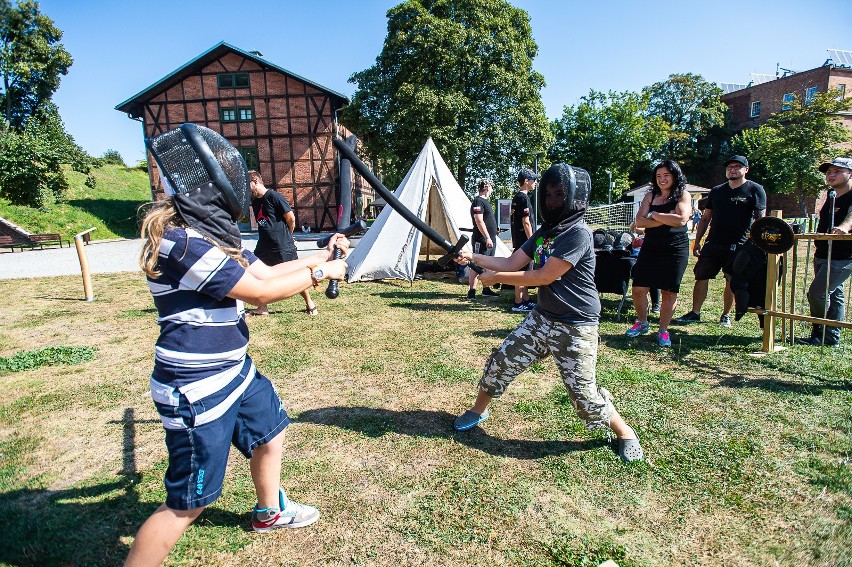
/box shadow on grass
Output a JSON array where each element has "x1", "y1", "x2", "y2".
[
  {"x1": 297, "y1": 406, "x2": 607, "y2": 460},
  {"x1": 67, "y1": 198, "x2": 146, "y2": 238},
  {"x1": 0, "y1": 408, "x2": 241, "y2": 565}
]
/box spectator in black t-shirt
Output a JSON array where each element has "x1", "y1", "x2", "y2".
[
  {"x1": 674, "y1": 156, "x2": 766, "y2": 327},
  {"x1": 249, "y1": 170, "x2": 317, "y2": 316},
  {"x1": 800, "y1": 157, "x2": 852, "y2": 346},
  {"x1": 467, "y1": 179, "x2": 500, "y2": 300},
  {"x1": 510, "y1": 168, "x2": 538, "y2": 312}
]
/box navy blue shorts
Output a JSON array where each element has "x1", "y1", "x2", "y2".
[{"x1": 151, "y1": 358, "x2": 290, "y2": 510}]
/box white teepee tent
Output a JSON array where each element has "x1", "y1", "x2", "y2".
[{"x1": 346, "y1": 138, "x2": 511, "y2": 282}]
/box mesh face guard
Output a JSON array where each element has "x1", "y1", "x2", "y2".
[
  {"x1": 146, "y1": 123, "x2": 249, "y2": 222},
  {"x1": 538, "y1": 164, "x2": 592, "y2": 226}
]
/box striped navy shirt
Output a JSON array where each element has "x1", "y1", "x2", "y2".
[{"x1": 147, "y1": 226, "x2": 259, "y2": 430}]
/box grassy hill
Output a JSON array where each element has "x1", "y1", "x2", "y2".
[{"x1": 0, "y1": 164, "x2": 151, "y2": 241}]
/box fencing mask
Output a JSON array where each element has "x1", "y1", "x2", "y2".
[
  {"x1": 537, "y1": 163, "x2": 592, "y2": 232},
  {"x1": 146, "y1": 123, "x2": 250, "y2": 249}
]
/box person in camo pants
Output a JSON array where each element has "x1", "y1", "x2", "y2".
[
  {"x1": 480, "y1": 312, "x2": 611, "y2": 428},
  {"x1": 452, "y1": 163, "x2": 643, "y2": 462}
]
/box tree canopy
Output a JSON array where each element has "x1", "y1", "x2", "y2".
[
  {"x1": 642, "y1": 73, "x2": 728, "y2": 185},
  {"x1": 340, "y1": 0, "x2": 552, "y2": 193},
  {"x1": 732, "y1": 89, "x2": 852, "y2": 214},
  {"x1": 549, "y1": 89, "x2": 668, "y2": 202},
  {"x1": 0, "y1": 0, "x2": 71, "y2": 128}
]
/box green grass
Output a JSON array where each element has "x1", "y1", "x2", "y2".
[
  {"x1": 0, "y1": 268, "x2": 849, "y2": 566},
  {"x1": 0, "y1": 163, "x2": 150, "y2": 240}
]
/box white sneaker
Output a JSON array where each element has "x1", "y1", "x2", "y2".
[{"x1": 251, "y1": 488, "x2": 320, "y2": 532}]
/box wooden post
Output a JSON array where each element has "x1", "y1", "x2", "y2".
[
  {"x1": 74, "y1": 227, "x2": 96, "y2": 302},
  {"x1": 760, "y1": 211, "x2": 784, "y2": 353}
]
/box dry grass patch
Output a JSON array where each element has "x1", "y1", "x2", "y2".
[{"x1": 0, "y1": 266, "x2": 849, "y2": 565}]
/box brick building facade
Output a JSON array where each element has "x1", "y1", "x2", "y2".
[
  {"x1": 721, "y1": 61, "x2": 852, "y2": 215},
  {"x1": 116, "y1": 42, "x2": 372, "y2": 231}
]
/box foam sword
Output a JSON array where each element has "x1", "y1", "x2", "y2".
[{"x1": 332, "y1": 137, "x2": 483, "y2": 274}]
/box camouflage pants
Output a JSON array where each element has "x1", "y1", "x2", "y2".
[{"x1": 479, "y1": 310, "x2": 615, "y2": 430}]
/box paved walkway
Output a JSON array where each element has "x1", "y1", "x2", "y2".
[{"x1": 0, "y1": 233, "x2": 339, "y2": 280}]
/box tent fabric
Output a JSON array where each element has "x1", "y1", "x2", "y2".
[{"x1": 346, "y1": 138, "x2": 511, "y2": 282}]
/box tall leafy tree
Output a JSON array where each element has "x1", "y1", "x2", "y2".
[
  {"x1": 643, "y1": 73, "x2": 728, "y2": 185},
  {"x1": 340, "y1": 0, "x2": 552, "y2": 192},
  {"x1": 549, "y1": 89, "x2": 668, "y2": 202},
  {"x1": 732, "y1": 89, "x2": 852, "y2": 215},
  {"x1": 0, "y1": 0, "x2": 72, "y2": 128}
]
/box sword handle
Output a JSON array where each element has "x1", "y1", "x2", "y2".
[{"x1": 325, "y1": 246, "x2": 343, "y2": 299}]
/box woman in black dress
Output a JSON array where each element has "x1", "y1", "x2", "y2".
[{"x1": 625, "y1": 160, "x2": 691, "y2": 346}]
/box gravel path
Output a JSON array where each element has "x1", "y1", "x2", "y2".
[{"x1": 0, "y1": 233, "x2": 340, "y2": 280}]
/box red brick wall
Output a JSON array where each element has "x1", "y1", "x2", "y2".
[{"x1": 141, "y1": 53, "x2": 343, "y2": 230}]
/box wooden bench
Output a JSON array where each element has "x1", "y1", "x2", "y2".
[
  {"x1": 0, "y1": 235, "x2": 27, "y2": 252},
  {"x1": 24, "y1": 233, "x2": 70, "y2": 249}
]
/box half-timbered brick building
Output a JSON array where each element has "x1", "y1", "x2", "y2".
[{"x1": 117, "y1": 42, "x2": 370, "y2": 230}]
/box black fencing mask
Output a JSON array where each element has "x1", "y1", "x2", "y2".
[
  {"x1": 146, "y1": 123, "x2": 250, "y2": 249},
  {"x1": 537, "y1": 164, "x2": 592, "y2": 233}
]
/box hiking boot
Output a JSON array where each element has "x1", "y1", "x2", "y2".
[
  {"x1": 466, "y1": 289, "x2": 476, "y2": 300},
  {"x1": 511, "y1": 302, "x2": 533, "y2": 312},
  {"x1": 656, "y1": 329, "x2": 672, "y2": 347},
  {"x1": 719, "y1": 314, "x2": 732, "y2": 328},
  {"x1": 625, "y1": 321, "x2": 650, "y2": 337},
  {"x1": 650, "y1": 303, "x2": 661, "y2": 314},
  {"x1": 674, "y1": 311, "x2": 701, "y2": 324},
  {"x1": 453, "y1": 409, "x2": 489, "y2": 431},
  {"x1": 251, "y1": 488, "x2": 320, "y2": 532},
  {"x1": 481, "y1": 287, "x2": 500, "y2": 297}
]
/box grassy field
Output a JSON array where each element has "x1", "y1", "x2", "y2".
[
  {"x1": 0, "y1": 164, "x2": 150, "y2": 241},
  {"x1": 0, "y1": 261, "x2": 849, "y2": 566}
]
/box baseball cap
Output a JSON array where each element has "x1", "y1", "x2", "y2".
[
  {"x1": 724, "y1": 155, "x2": 749, "y2": 168},
  {"x1": 818, "y1": 157, "x2": 852, "y2": 173},
  {"x1": 516, "y1": 168, "x2": 539, "y2": 183}
]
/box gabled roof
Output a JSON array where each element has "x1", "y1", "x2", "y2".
[{"x1": 115, "y1": 41, "x2": 349, "y2": 118}]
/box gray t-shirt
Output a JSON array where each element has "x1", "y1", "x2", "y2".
[{"x1": 520, "y1": 222, "x2": 600, "y2": 325}]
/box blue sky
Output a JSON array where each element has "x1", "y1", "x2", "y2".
[{"x1": 41, "y1": 0, "x2": 850, "y2": 165}]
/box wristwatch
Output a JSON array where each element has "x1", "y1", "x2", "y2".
[
  {"x1": 311, "y1": 267, "x2": 324, "y2": 286},
  {"x1": 646, "y1": 211, "x2": 655, "y2": 219}
]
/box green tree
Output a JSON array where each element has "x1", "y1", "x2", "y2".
[
  {"x1": 0, "y1": 103, "x2": 91, "y2": 207},
  {"x1": 549, "y1": 89, "x2": 668, "y2": 203},
  {"x1": 340, "y1": 0, "x2": 552, "y2": 193},
  {"x1": 643, "y1": 73, "x2": 728, "y2": 184},
  {"x1": 0, "y1": 0, "x2": 71, "y2": 128},
  {"x1": 732, "y1": 89, "x2": 852, "y2": 215}
]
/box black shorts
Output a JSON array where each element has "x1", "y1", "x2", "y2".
[
  {"x1": 256, "y1": 248, "x2": 297, "y2": 266},
  {"x1": 511, "y1": 231, "x2": 528, "y2": 250},
  {"x1": 694, "y1": 243, "x2": 738, "y2": 281}
]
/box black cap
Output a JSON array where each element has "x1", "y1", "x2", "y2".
[
  {"x1": 818, "y1": 157, "x2": 852, "y2": 173},
  {"x1": 516, "y1": 168, "x2": 539, "y2": 183},
  {"x1": 724, "y1": 155, "x2": 749, "y2": 168}
]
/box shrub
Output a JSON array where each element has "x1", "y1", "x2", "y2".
[{"x1": 100, "y1": 149, "x2": 126, "y2": 167}]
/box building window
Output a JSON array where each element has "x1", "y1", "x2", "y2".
[
  {"x1": 217, "y1": 72, "x2": 250, "y2": 89},
  {"x1": 838, "y1": 84, "x2": 847, "y2": 100},
  {"x1": 750, "y1": 101, "x2": 761, "y2": 118},
  {"x1": 805, "y1": 86, "x2": 818, "y2": 105},
  {"x1": 238, "y1": 146, "x2": 259, "y2": 170},
  {"x1": 782, "y1": 93, "x2": 795, "y2": 111},
  {"x1": 220, "y1": 106, "x2": 254, "y2": 123}
]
